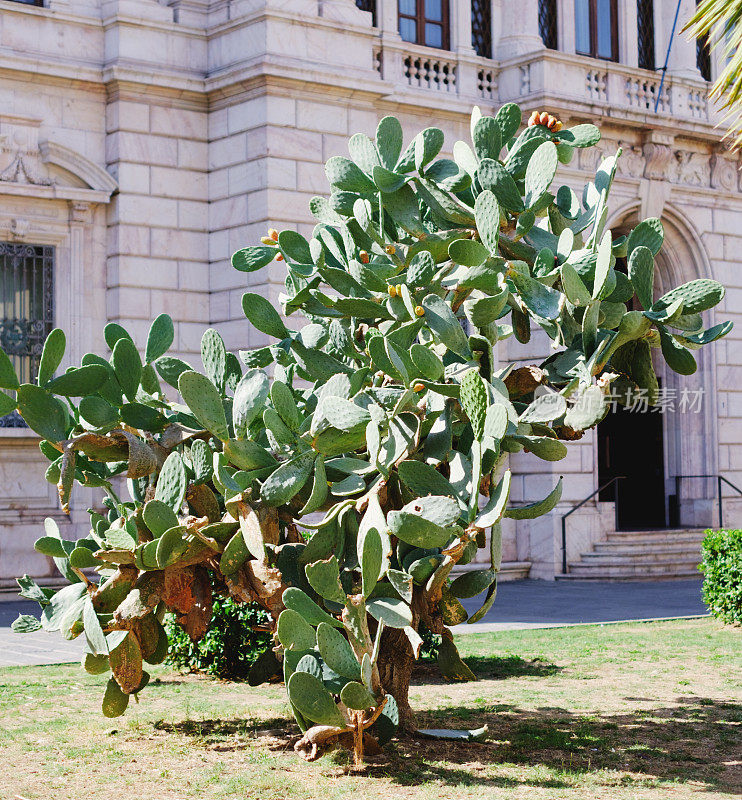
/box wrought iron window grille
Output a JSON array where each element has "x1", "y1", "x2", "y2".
[
  {"x1": 637, "y1": 0, "x2": 655, "y2": 70},
  {"x1": 471, "y1": 0, "x2": 492, "y2": 58},
  {"x1": 539, "y1": 0, "x2": 558, "y2": 50},
  {"x1": 0, "y1": 242, "x2": 54, "y2": 429}
]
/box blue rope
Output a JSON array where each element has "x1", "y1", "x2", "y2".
[{"x1": 655, "y1": 0, "x2": 684, "y2": 112}]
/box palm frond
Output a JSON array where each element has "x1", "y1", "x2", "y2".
[{"x1": 685, "y1": 0, "x2": 742, "y2": 149}]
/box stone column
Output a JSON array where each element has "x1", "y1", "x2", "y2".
[
  {"x1": 377, "y1": 0, "x2": 402, "y2": 38},
  {"x1": 495, "y1": 0, "x2": 544, "y2": 58},
  {"x1": 452, "y1": 0, "x2": 476, "y2": 55},
  {"x1": 661, "y1": 0, "x2": 701, "y2": 79},
  {"x1": 623, "y1": 0, "x2": 639, "y2": 68},
  {"x1": 376, "y1": 0, "x2": 403, "y2": 85},
  {"x1": 453, "y1": 0, "x2": 480, "y2": 100},
  {"x1": 558, "y1": 0, "x2": 575, "y2": 54}
]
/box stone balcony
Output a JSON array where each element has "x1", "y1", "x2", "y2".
[
  {"x1": 375, "y1": 40, "x2": 719, "y2": 141},
  {"x1": 499, "y1": 49, "x2": 719, "y2": 137}
]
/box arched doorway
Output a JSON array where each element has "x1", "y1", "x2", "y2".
[{"x1": 597, "y1": 205, "x2": 718, "y2": 531}]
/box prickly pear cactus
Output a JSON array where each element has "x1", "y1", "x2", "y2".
[{"x1": 6, "y1": 104, "x2": 731, "y2": 764}]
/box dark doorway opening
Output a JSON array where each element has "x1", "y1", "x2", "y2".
[{"x1": 598, "y1": 401, "x2": 666, "y2": 530}]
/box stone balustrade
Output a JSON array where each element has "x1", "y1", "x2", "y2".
[{"x1": 374, "y1": 39, "x2": 716, "y2": 134}]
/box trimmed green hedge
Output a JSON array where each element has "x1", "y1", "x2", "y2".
[
  {"x1": 166, "y1": 597, "x2": 272, "y2": 680},
  {"x1": 700, "y1": 529, "x2": 742, "y2": 624}
]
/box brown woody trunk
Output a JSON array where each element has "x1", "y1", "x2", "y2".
[{"x1": 377, "y1": 625, "x2": 417, "y2": 733}]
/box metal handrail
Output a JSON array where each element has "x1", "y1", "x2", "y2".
[
  {"x1": 560, "y1": 472, "x2": 742, "y2": 576},
  {"x1": 673, "y1": 474, "x2": 742, "y2": 530},
  {"x1": 560, "y1": 476, "x2": 625, "y2": 575}
]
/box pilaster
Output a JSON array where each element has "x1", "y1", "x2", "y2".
[{"x1": 557, "y1": 0, "x2": 575, "y2": 54}]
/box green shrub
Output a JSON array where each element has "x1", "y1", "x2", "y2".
[
  {"x1": 166, "y1": 597, "x2": 272, "y2": 680},
  {"x1": 700, "y1": 529, "x2": 742, "y2": 624}
]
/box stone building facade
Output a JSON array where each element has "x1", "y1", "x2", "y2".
[{"x1": 0, "y1": 0, "x2": 739, "y2": 585}]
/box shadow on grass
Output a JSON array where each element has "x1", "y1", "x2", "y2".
[
  {"x1": 154, "y1": 715, "x2": 295, "y2": 748},
  {"x1": 159, "y1": 697, "x2": 742, "y2": 794},
  {"x1": 413, "y1": 654, "x2": 561, "y2": 685},
  {"x1": 378, "y1": 696, "x2": 742, "y2": 793}
]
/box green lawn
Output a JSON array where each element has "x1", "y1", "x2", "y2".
[{"x1": 1, "y1": 618, "x2": 740, "y2": 799}]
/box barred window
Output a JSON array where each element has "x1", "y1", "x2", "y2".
[
  {"x1": 0, "y1": 243, "x2": 54, "y2": 428},
  {"x1": 355, "y1": 0, "x2": 377, "y2": 27},
  {"x1": 696, "y1": 32, "x2": 711, "y2": 80},
  {"x1": 637, "y1": 0, "x2": 655, "y2": 70},
  {"x1": 398, "y1": 0, "x2": 450, "y2": 50},
  {"x1": 539, "y1": 0, "x2": 558, "y2": 50},
  {"x1": 471, "y1": 0, "x2": 492, "y2": 58}
]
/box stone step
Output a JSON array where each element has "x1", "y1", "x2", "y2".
[
  {"x1": 578, "y1": 552, "x2": 700, "y2": 565},
  {"x1": 602, "y1": 530, "x2": 706, "y2": 544},
  {"x1": 593, "y1": 542, "x2": 702, "y2": 555},
  {"x1": 557, "y1": 569, "x2": 701, "y2": 581},
  {"x1": 565, "y1": 562, "x2": 702, "y2": 579},
  {"x1": 563, "y1": 527, "x2": 706, "y2": 579}
]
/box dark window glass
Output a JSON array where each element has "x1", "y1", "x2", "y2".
[
  {"x1": 398, "y1": 0, "x2": 449, "y2": 49},
  {"x1": 637, "y1": 0, "x2": 655, "y2": 69},
  {"x1": 0, "y1": 243, "x2": 54, "y2": 428},
  {"x1": 538, "y1": 0, "x2": 558, "y2": 50},
  {"x1": 575, "y1": 0, "x2": 591, "y2": 53},
  {"x1": 9, "y1": 0, "x2": 45, "y2": 5},
  {"x1": 575, "y1": 0, "x2": 618, "y2": 61},
  {"x1": 696, "y1": 33, "x2": 711, "y2": 80},
  {"x1": 695, "y1": 0, "x2": 711, "y2": 80}
]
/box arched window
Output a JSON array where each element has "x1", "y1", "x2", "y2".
[
  {"x1": 574, "y1": 0, "x2": 619, "y2": 61},
  {"x1": 637, "y1": 0, "x2": 655, "y2": 69},
  {"x1": 398, "y1": 0, "x2": 450, "y2": 50}
]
